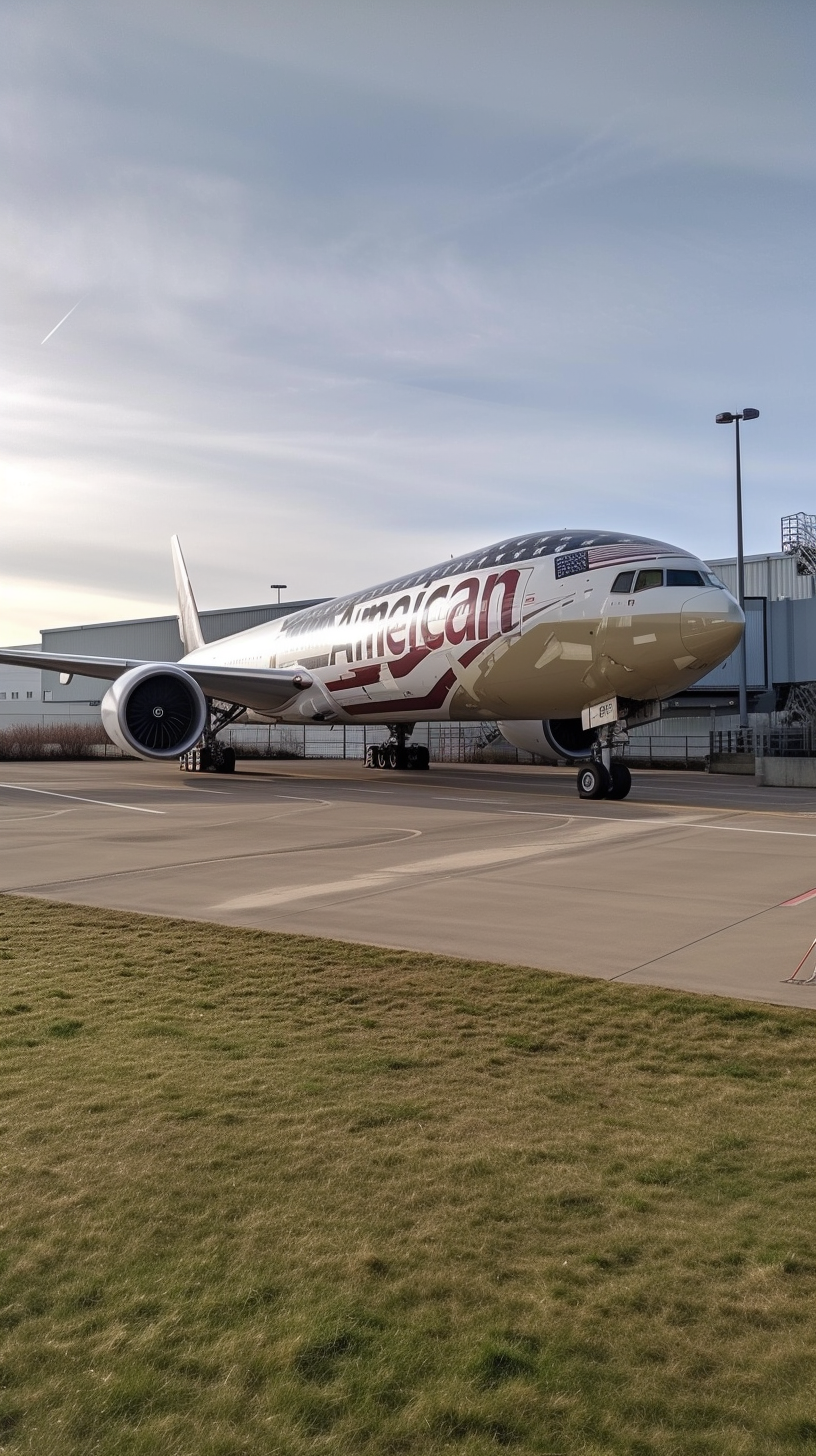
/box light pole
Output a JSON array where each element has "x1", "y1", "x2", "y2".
[
  {"x1": 715, "y1": 408, "x2": 759, "y2": 732},
  {"x1": 270, "y1": 584, "x2": 287, "y2": 605}
]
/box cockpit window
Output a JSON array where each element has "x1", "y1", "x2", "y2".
[
  {"x1": 704, "y1": 572, "x2": 725, "y2": 589},
  {"x1": 634, "y1": 569, "x2": 663, "y2": 592},
  {"x1": 666, "y1": 569, "x2": 704, "y2": 587},
  {"x1": 611, "y1": 571, "x2": 635, "y2": 593}
]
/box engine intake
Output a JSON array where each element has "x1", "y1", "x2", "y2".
[
  {"x1": 497, "y1": 717, "x2": 596, "y2": 763},
  {"x1": 541, "y1": 718, "x2": 595, "y2": 762},
  {"x1": 102, "y1": 665, "x2": 208, "y2": 760}
]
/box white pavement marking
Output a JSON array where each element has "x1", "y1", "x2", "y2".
[
  {"x1": 432, "y1": 795, "x2": 516, "y2": 805},
  {"x1": 0, "y1": 810, "x2": 72, "y2": 824},
  {"x1": 173, "y1": 785, "x2": 230, "y2": 795},
  {"x1": 506, "y1": 809, "x2": 816, "y2": 839},
  {"x1": 0, "y1": 784, "x2": 165, "y2": 815},
  {"x1": 685, "y1": 822, "x2": 816, "y2": 839},
  {"x1": 216, "y1": 818, "x2": 648, "y2": 911},
  {"x1": 245, "y1": 796, "x2": 334, "y2": 810}
]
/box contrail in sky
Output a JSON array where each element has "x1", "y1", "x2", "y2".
[{"x1": 41, "y1": 300, "x2": 81, "y2": 345}]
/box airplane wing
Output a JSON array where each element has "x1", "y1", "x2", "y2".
[
  {"x1": 0, "y1": 648, "x2": 312, "y2": 714},
  {"x1": 176, "y1": 664, "x2": 312, "y2": 714}
]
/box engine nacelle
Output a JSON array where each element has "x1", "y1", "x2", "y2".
[
  {"x1": 102, "y1": 664, "x2": 208, "y2": 760},
  {"x1": 498, "y1": 718, "x2": 596, "y2": 764}
]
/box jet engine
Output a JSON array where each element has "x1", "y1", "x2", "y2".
[
  {"x1": 498, "y1": 718, "x2": 595, "y2": 764},
  {"x1": 101, "y1": 664, "x2": 208, "y2": 760}
]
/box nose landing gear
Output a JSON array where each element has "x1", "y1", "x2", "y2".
[{"x1": 576, "y1": 723, "x2": 632, "y2": 800}]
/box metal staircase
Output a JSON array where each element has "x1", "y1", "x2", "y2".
[
  {"x1": 782, "y1": 512, "x2": 816, "y2": 576},
  {"x1": 780, "y1": 515, "x2": 816, "y2": 728}
]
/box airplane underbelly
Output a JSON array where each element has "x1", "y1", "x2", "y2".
[{"x1": 448, "y1": 623, "x2": 596, "y2": 718}]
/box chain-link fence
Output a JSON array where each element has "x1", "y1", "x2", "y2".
[
  {"x1": 223, "y1": 724, "x2": 720, "y2": 768},
  {"x1": 223, "y1": 722, "x2": 531, "y2": 764},
  {"x1": 620, "y1": 734, "x2": 710, "y2": 768}
]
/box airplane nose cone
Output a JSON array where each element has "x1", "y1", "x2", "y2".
[{"x1": 680, "y1": 590, "x2": 744, "y2": 664}]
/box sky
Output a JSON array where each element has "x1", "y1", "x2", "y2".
[{"x1": 2, "y1": 0, "x2": 814, "y2": 641}]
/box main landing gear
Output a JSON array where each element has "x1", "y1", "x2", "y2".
[
  {"x1": 365, "y1": 724, "x2": 430, "y2": 772},
  {"x1": 180, "y1": 701, "x2": 243, "y2": 774},
  {"x1": 576, "y1": 722, "x2": 632, "y2": 800},
  {"x1": 180, "y1": 743, "x2": 236, "y2": 774}
]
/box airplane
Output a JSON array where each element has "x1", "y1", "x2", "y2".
[{"x1": 0, "y1": 529, "x2": 743, "y2": 800}]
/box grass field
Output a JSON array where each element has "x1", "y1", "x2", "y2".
[{"x1": 2, "y1": 896, "x2": 816, "y2": 1455}]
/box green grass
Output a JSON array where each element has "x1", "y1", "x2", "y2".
[{"x1": 2, "y1": 897, "x2": 816, "y2": 1454}]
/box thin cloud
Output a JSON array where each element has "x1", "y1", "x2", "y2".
[{"x1": 0, "y1": 1, "x2": 813, "y2": 641}]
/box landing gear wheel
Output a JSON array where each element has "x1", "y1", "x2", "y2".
[
  {"x1": 608, "y1": 761, "x2": 631, "y2": 800},
  {"x1": 387, "y1": 745, "x2": 400, "y2": 770},
  {"x1": 374, "y1": 744, "x2": 386, "y2": 769},
  {"x1": 408, "y1": 744, "x2": 430, "y2": 771},
  {"x1": 216, "y1": 746, "x2": 236, "y2": 774},
  {"x1": 577, "y1": 762, "x2": 611, "y2": 800}
]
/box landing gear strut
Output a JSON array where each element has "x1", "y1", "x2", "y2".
[
  {"x1": 180, "y1": 701, "x2": 243, "y2": 774},
  {"x1": 365, "y1": 724, "x2": 430, "y2": 772},
  {"x1": 576, "y1": 722, "x2": 632, "y2": 800}
]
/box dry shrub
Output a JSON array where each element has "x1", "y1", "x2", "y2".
[{"x1": 0, "y1": 721, "x2": 115, "y2": 760}]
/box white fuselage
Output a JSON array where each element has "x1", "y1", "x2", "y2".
[{"x1": 181, "y1": 529, "x2": 744, "y2": 726}]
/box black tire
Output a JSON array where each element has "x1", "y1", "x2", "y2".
[
  {"x1": 577, "y1": 762, "x2": 610, "y2": 799},
  {"x1": 387, "y1": 745, "x2": 400, "y2": 770},
  {"x1": 217, "y1": 747, "x2": 236, "y2": 775},
  {"x1": 608, "y1": 761, "x2": 631, "y2": 800},
  {"x1": 409, "y1": 744, "x2": 430, "y2": 770},
  {"x1": 374, "y1": 744, "x2": 386, "y2": 769},
  {"x1": 365, "y1": 746, "x2": 376, "y2": 768}
]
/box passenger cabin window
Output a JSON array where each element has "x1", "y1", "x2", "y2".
[
  {"x1": 666, "y1": 569, "x2": 703, "y2": 587},
  {"x1": 611, "y1": 571, "x2": 635, "y2": 593},
  {"x1": 634, "y1": 569, "x2": 663, "y2": 592}
]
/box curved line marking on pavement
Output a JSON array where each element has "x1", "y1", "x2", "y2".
[
  {"x1": 215, "y1": 816, "x2": 648, "y2": 913},
  {"x1": 7, "y1": 829, "x2": 424, "y2": 896}
]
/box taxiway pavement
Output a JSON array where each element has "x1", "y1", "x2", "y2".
[{"x1": 3, "y1": 759, "x2": 816, "y2": 1007}]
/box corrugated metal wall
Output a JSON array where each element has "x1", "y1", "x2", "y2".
[
  {"x1": 707, "y1": 552, "x2": 815, "y2": 601},
  {"x1": 769, "y1": 599, "x2": 816, "y2": 684}
]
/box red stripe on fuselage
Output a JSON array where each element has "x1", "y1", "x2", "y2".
[{"x1": 341, "y1": 668, "x2": 458, "y2": 716}]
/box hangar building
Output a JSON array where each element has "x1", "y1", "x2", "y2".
[{"x1": 0, "y1": 599, "x2": 325, "y2": 727}]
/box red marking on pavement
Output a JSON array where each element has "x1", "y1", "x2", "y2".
[{"x1": 783, "y1": 888, "x2": 816, "y2": 906}]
